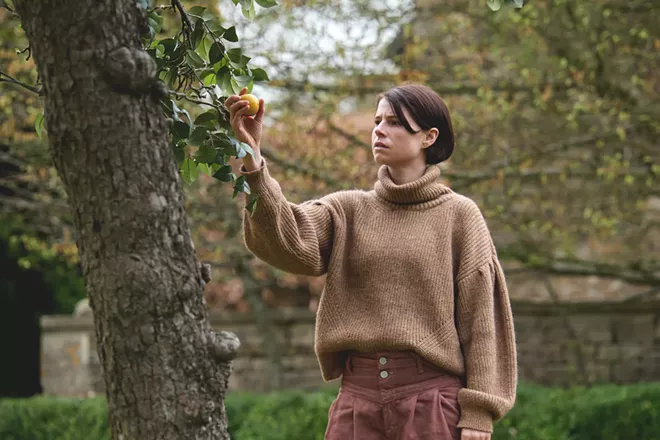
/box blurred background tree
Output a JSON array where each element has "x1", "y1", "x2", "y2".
[
  {"x1": 192, "y1": 0, "x2": 659, "y2": 314},
  {"x1": 1, "y1": 0, "x2": 658, "y2": 395}
]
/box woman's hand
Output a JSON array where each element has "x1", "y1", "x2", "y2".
[
  {"x1": 223, "y1": 87, "x2": 265, "y2": 171},
  {"x1": 461, "y1": 428, "x2": 490, "y2": 440}
]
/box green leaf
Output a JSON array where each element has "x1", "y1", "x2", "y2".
[
  {"x1": 233, "y1": 175, "x2": 250, "y2": 197},
  {"x1": 172, "y1": 120, "x2": 191, "y2": 140},
  {"x1": 194, "y1": 110, "x2": 219, "y2": 128},
  {"x1": 148, "y1": 11, "x2": 163, "y2": 34},
  {"x1": 237, "y1": 142, "x2": 255, "y2": 159},
  {"x1": 487, "y1": 0, "x2": 502, "y2": 11},
  {"x1": 181, "y1": 157, "x2": 199, "y2": 185},
  {"x1": 209, "y1": 42, "x2": 226, "y2": 64},
  {"x1": 188, "y1": 6, "x2": 207, "y2": 18},
  {"x1": 230, "y1": 77, "x2": 242, "y2": 95},
  {"x1": 213, "y1": 165, "x2": 235, "y2": 182},
  {"x1": 191, "y1": 19, "x2": 205, "y2": 50},
  {"x1": 211, "y1": 132, "x2": 235, "y2": 150},
  {"x1": 186, "y1": 50, "x2": 206, "y2": 68},
  {"x1": 199, "y1": 36, "x2": 213, "y2": 60},
  {"x1": 216, "y1": 66, "x2": 233, "y2": 94},
  {"x1": 512, "y1": 0, "x2": 523, "y2": 7},
  {"x1": 200, "y1": 68, "x2": 216, "y2": 86},
  {"x1": 227, "y1": 48, "x2": 243, "y2": 63},
  {"x1": 234, "y1": 75, "x2": 252, "y2": 85},
  {"x1": 158, "y1": 38, "x2": 178, "y2": 55},
  {"x1": 188, "y1": 126, "x2": 209, "y2": 146},
  {"x1": 195, "y1": 143, "x2": 217, "y2": 163},
  {"x1": 173, "y1": 145, "x2": 186, "y2": 167},
  {"x1": 198, "y1": 163, "x2": 214, "y2": 176},
  {"x1": 251, "y1": 68, "x2": 270, "y2": 82},
  {"x1": 255, "y1": 0, "x2": 277, "y2": 7},
  {"x1": 241, "y1": 0, "x2": 256, "y2": 19},
  {"x1": 227, "y1": 49, "x2": 250, "y2": 69},
  {"x1": 234, "y1": 75, "x2": 253, "y2": 93},
  {"x1": 224, "y1": 26, "x2": 238, "y2": 42},
  {"x1": 206, "y1": 19, "x2": 226, "y2": 35},
  {"x1": 35, "y1": 112, "x2": 45, "y2": 139},
  {"x1": 170, "y1": 100, "x2": 191, "y2": 125},
  {"x1": 246, "y1": 195, "x2": 258, "y2": 214},
  {"x1": 171, "y1": 99, "x2": 182, "y2": 120},
  {"x1": 230, "y1": 55, "x2": 252, "y2": 70},
  {"x1": 203, "y1": 73, "x2": 217, "y2": 86},
  {"x1": 202, "y1": 10, "x2": 218, "y2": 21},
  {"x1": 179, "y1": 108, "x2": 192, "y2": 125}
]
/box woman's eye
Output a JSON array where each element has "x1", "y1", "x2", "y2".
[{"x1": 389, "y1": 120, "x2": 399, "y2": 126}]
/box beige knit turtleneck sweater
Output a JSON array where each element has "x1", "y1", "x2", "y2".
[{"x1": 240, "y1": 160, "x2": 517, "y2": 433}]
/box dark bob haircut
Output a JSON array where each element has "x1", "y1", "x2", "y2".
[{"x1": 379, "y1": 84, "x2": 454, "y2": 165}]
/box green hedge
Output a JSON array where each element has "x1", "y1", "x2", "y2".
[
  {"x1": 0, "y1": 396, "x2": 109, "y2": 440},
  {"x1": 1, "y1": 382, "x2": 659, "y2": 440}
]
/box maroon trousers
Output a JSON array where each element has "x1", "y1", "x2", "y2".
[{"x1": 325, "y1": 351, "x2": 462, "y2": 440}]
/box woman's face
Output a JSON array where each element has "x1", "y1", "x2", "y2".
[{"x1": 372, "y1": 98, "x2": 426, "y2": 167}]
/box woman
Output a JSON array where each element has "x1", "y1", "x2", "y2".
[{"x1": 224, "y1": 84, "x2": 517, "y2": 440}]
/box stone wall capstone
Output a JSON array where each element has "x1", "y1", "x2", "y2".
[{"x1": 40, "y1": 301, "x2": 660, "y2": 396}]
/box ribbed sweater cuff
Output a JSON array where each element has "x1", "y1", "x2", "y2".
[
  {"x1": 457, "y1": 405, "x2": 493, "y2": 433},
  {"x1": 239, "y1": 157, "x2": 267, "y2": 185},
  {"x1": 239, "y1": 158, "x2": 279, "y2": 204}
]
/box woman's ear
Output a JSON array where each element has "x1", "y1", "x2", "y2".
[{"x1": 422, "y1": 128, "x2": 439, "y2": 148}]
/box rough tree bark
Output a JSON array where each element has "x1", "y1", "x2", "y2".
[{"x1": 14, "y1": 1, "x2": 239, "y2": 438}]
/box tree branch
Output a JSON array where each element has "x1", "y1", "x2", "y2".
[
  {"x1": 447, "y1": 165, "x2": 652, "y2": 189},
  {"x1": 0, "y1": 70, "x2": 41, "y2": 94},
  {"x1": 326, "y1": 121, "x2": 639, "y2": 189},
  {"x1": 622, "y1": 286, "x2": 660, "y2": 303},
  {"x1": 171, "y1": 0, "x2": 193, "y2": 33},
  {"x1": 505, "y1": 254, "x2": 660, "y2": 287},
  {"x1": 260, "y1": 146, "x2": 344, "y2": 188},
  {"x1": 168, "y1": 90, "x2": 226, "y2": 117}
]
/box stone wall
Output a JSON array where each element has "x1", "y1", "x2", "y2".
[{"x1": 40, "y1": 301, "x2": 660, "y2": 396}]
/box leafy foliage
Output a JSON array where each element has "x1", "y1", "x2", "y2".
[
  {"x1": 2, "y1": 382, "x2": 660, "y2": 439},
  {"x1": 139, "y1": 1, "x2": 276, "y2": 211},
  {"x1": 220, "y1": 0, "x2": 660, "y2": 293}
]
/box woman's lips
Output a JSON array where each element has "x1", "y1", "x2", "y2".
[{"x1": 374, "y1": 141, "x2": 388, "y2": 149}]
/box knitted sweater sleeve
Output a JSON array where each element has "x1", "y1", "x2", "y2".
[
  {"x1": 454, "y1": 201, "x2": 518, "y2": 433},
  {"x1": 239, "y1": 159, "x2": 335, "y2": 276}
]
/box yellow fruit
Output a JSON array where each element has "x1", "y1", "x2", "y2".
[{"x1": 240, "y1": 94, "x2": 259, "y2": 116}]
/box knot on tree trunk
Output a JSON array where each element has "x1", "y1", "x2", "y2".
[
  {"x1": 199, "y1": 262, "x2": 212, "y2": 286},
  {"x1": 102, "y1": 46, "x2": 160, "y2": 96},
  {"x1": 210, "y1": 331, "x2": 240, "y2": 361}
]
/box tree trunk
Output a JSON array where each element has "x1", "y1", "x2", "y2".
[{"x1": 14, "y1": 1, "x2": 239, "y2": 438}]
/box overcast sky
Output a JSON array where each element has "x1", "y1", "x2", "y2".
[{"x1": 218, "y1": 0, "x2": 411, "y2": 108}]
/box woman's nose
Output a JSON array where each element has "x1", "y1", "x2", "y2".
[{"x1": 374, "y1": 123, "x2": 386, "y2": 137}]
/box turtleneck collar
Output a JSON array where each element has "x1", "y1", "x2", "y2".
[{"x1": 374, "y1": 165, "x2": 452, "y2": 205}]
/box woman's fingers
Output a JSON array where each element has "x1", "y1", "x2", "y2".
[
  {"x1": 224, "y1": 95, "x2": 237, "y2": 107},
  {"x1": 229, "y1": 101, "x2": 250, "y2": 127},
  {"x1": 461, "y1": 429, "x2": 490, "y2": 440},
  {"x1": 254, "y1": 98, "x2": 265, "y2": 123},
  {"x1": 224, "y1": 88, "x2": 250, "y2": 107},
  {"x1": 224, "y1": 95, "x2": 242, "y2": 110},
  {"x1": 229, "y1": 99, "x2": 250, "y2": 115}
]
